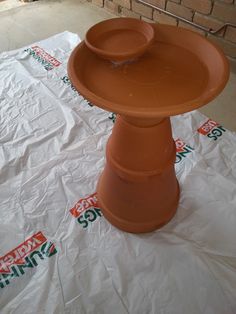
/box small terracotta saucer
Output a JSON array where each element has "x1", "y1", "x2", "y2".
[{"x1": 85, "y1": 17, "x2": 155, "y2": 62}]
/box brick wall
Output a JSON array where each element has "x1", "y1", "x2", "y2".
[{"x1": 91, "y1": 0, "x2": 236, "y2": 58}]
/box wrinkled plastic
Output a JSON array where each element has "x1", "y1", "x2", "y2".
[{"x1": 0, "y1": 32, "x2": 236, "y2": 314}]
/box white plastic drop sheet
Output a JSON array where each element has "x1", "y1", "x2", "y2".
[{"x1": 0, "y1": 32, "x2": 236, "y2": 314}]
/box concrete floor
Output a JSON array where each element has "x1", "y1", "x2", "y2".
[{"x1": 0, "y1": 0, "x2": 235, "y2": 131}]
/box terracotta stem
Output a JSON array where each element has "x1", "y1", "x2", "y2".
[{"x1": 97, "y1": 115, "x2": 179, "y2": 233}]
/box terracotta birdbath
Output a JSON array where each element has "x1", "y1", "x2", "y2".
[{"x1": 68, "y1": 18, "x2": 229, "y2": 233}]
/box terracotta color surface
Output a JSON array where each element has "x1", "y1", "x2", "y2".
[
  {"x1": 68, "y1": 18, "x2": 229, "y2": 233},
  {"x1": 97, "y1": 116, "x2": 179, "y2": 233},
  {"x1": 85, "y1": 18, "x2": 154, "y2": 62},
  {"x1": 69, "y1": 22, "x2": 229, "y2": 118}
]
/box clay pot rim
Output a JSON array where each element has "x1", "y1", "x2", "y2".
[
  {"x1": 84, "y1": 17, "x2": 155, "y2": 62},
  {"x1": 68, "y1": 24, "x2": 229, "y2": 118}
]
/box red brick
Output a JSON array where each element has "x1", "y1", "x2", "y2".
[
  {"x1": 212, "y1": 2, "x2": 236, "y2": 24},
  {"x1": 225, "y1": 26, "x2": 236, "y2": 43},
  {"x1": 153, "y1": 10, "x2": 178, "y2": 25},
  {"x1": 104, "y1": 0, "x2": 119, "y2": 13},
  {"x1": 132, "y1": 1, "x2": 153, "y2": 18},
  {"x1": 141, "y1": 16, "x2": 154, "y2": 22},
  {"x1": 92, "y1": 0, "x2": 104, "y2": 7},
  {"x1": 182, "y1": 0, "x2": 212, "y2": 15},
  {"x1": 220, "y1": 0, "x2": 234, "y2": 3},
  {"x1": 121, "y1": 7, "x2": 141, "y2": 18},
  {"x1": 178, "y1": 21, "x2": 206, "y2": 35},
  {"x1": 208, "y1": 34, "x2": 236, "y2": 58},
  {"x1": 166, "y1": 1, "x2": 194, "y2": 21},
  {"x1": 193, "y1": 12, "x2": 224, "y2": 36},
  {"x1": 145, "y1": 0, "x2": 165, "y2": 9},
  {"x1": 113, "y1": 0, "x2": 131, "y2": 9}
]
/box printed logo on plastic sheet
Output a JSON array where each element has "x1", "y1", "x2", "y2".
[
  {"x1": 175, "y1": 138, "x2": 194, "y2": 164},
  {"x1": 61, "y1": 75, "x2": 93, "y2": 107},
  {"x1": 24, "y1": 46, "x2": 61, "y2": 71},
  {"x1": 108, "y1": 112, "x2": 116, "y2": 123},
  {"x1": 0, "y1": 232, "x2": 57, "y2": 289},
  {"x1": 197, "y1": 119, "x2": 226, "y2": 141},
  {"x1": 61, "y1": 75, "x2": 116, "y2": 123},
  {"x1": 70, "y1": 193, "x2": 103, "y2": 229}
]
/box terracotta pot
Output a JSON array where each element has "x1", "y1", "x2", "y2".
[
  {"x1": 68, "y1": 18, "x2": 229, "y2": 233},
  {"x1": 97, "y1": 116, "x2": 179, "y2": 233}
]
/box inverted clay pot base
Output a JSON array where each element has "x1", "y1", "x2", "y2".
[
  {"x1": 97, "y1": 116, "x2": 180, "y2": 233},
  {"x1": 68, "y1": 18, "x2": 229, "y2": 233}
]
